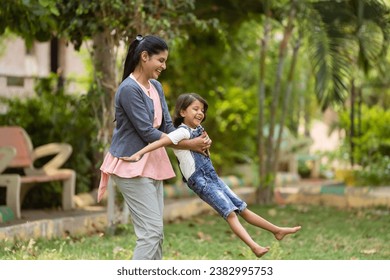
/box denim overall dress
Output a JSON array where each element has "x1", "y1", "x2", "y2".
[{"x1": 183, "y1": 125, "x2": 247, "y2": 219}]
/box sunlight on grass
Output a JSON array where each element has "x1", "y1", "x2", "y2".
[{"x1": 0, "y1": 204, "x2": 389, "y2": 260}]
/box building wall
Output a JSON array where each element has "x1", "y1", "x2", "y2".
[
  {"x1": 0, "y1": 37, "x2": 49, "y2": 99},
  {"x1": 0, "y1": 36, "x2": 86, "y2": 101}
]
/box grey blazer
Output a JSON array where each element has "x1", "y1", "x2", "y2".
[{"x1": 109, "y1": 77, "x2": 175, "y2": 157}]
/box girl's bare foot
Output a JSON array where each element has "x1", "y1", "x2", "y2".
[
  {"x1": 274, "y1": 226, "x2": 302, "y2": 241},
  {"x1": 252, "y1": 245, "x2": 270, "y2": 258}
]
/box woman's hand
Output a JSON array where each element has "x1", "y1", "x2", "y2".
[
  {"x1": 202, "y1": 132, "x2": 211, "y2": 156},
  {"x1": 120, "y1": 154, "x2": 143, "y2": 162},
  {"x1": 191, "y1": 131, "x2": 212, "y2": 156}
]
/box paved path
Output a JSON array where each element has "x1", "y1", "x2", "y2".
[{"x1": 0, "y1": 187, "x2": 255, "y2": 241}]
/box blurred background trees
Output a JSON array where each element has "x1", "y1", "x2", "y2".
[{"x1": 1, "y1": 0, "x2": 389, "y2": 207}]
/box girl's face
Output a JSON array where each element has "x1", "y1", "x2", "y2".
[
  {"x1": 180, "y1": 99, "x2": 205, "y2": 129},
  {"x1": 142, "y1": 50, "x2": 168, "y2": 80}
]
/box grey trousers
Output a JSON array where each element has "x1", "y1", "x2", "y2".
[{"x1": 112, "y1": 175, "x2": 164, "y2": 260}]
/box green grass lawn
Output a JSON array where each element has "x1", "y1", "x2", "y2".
[{"x1": 1, "y1": 204, "x2": 389, "y2": 260}]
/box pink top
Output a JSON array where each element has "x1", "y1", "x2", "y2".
[{"x1": 97, "y1": 77, "x2": 175, "y2": 202}]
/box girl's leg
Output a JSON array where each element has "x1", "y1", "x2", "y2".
[
  {"x1": 113, "y1": 175, "x2": 164, "y2": 260},
  {"x1": 240, "y1": 208, "x2": 301, "y2": 240},
  {"x1": 226, "y1": 212, "x2": 269, "y2": 258}
]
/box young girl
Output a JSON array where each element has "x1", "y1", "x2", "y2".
[{"x1": 120, "y1": 93, "x2": 301, "y2": 258}]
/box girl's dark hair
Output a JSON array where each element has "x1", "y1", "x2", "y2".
[
  {"x1": 173, "y1": 93, "x2": 208, "y2": 127},
  {"x1": 122, "y1": 34, "x2": 168, "y2": 82}
]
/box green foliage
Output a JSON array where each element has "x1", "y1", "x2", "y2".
[
  {"x1": 205, "y1": 86, "x2": 258, "y2": 170},
  {"x1": 338, "y1": 104, "x2": 390, "y2": 186},
  {"x1": 0, "y1": 75, "x2": 101, "y2": 207},
  {"x1": 0, "y1": 0, "x2": 58, "y2": 45},
  {"x1": 1, "y1": 0, "x2": 205, "y2": 49},
  {"x1": 354, "y1": 156, "x2": 390, "y2": 187},
  {"x1": 55, "y1": 0, "x2": 205, "y2": 50},
  {"x1": 340, "y1": 105, "x2": 390, "y2": 163},
  {"x1": 298, "y1": 159, "x2": 312, "y2": 178},
  {"x1": 164, "y1": 15, "x2": 320, "y2": 173},
  {"x1": 162, "y1": 23, "x2": 263, "y2": 172},
  {"x1": 1, "y1": 0, "x2": 389, "y2": 190},
  {"x1": 309, "y1": 0, "x2": 390, "y2": 110}
]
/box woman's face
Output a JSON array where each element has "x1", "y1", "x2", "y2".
[{"x1": 143, "y1": 50, "x2": 169, "y2": 80}]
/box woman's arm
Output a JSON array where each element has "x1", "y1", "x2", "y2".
[
  {"x1": 120, "y1": 134, "x2": 173, "y2": 162},
  {"x1": 174, "y1": 132, "x2": 211, "y2": 156}
]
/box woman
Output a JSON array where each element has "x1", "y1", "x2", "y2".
[{"x1": 98, "y1": 35, "x2": 211, "y2": 260}]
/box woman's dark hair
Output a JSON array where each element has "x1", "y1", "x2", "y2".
[
  {"x1": 173, "y1": 93, "x2": 208, "y2": 127},
  {"x1": 122, "y1": 34, "x2": 168, "y2": 81}
]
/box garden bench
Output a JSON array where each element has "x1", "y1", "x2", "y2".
[{"x1": 0, "y1": 126, "x2": 76, "y2": 219}]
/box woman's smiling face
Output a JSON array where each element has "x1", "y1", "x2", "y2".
[{"x1": 143, "y1": 50, "x2": 168, "y2": 80}]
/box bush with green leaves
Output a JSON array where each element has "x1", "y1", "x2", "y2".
[
  {"x1": 0, "y1": 75, "x2": 101, "y2": 208},
  {"x1": 338, "y1": 104, "x2": 390, "y2": 186},
  {"x1": 354, "y1": 156, "x2": 390, "y2": 187},
  {"x1": 204, "y1": 85, "x2": 258, "y2": 171}
]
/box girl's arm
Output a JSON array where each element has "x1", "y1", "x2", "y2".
[{"x1": 120, "y1": 134, "x2": 173, "y2": 162}]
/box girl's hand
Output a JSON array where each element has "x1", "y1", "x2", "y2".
[{"x1": 120, "y1": 154, "x2": 143, "y2": 162}]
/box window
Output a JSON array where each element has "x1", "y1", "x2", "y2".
[{"x1": 6, "y1": 76, "x2": 24, "y2": 87}]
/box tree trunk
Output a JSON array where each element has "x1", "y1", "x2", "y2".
[
  {"x1": 350, "y1": 79, "x2": 356, "y2": 166},
  {"x1": 257, "y1": 1, "x2": 298, "y2": 204},
  {"x1": 92, "y1": 30, "x2": 118, "y2": 149},
  {"x1": 263, "y1": 2, "x2": 296, "y2": 203},
  {"x1": 88, "y1": 30, "x2": 118, "y2": 195},
  {"x1": 256, "y1": 4, "x2": 271, "y2": 204},
  {"x1": 274, "y1": 33, "x2": 302, "y2": 171}
]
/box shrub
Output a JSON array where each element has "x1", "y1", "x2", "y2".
[
  {"x1": 354, "y1": 156, "x2": 390, "y2": 187},
  {"x1": 337, "y1": 104, "x2": 390, "y2": 186}
]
